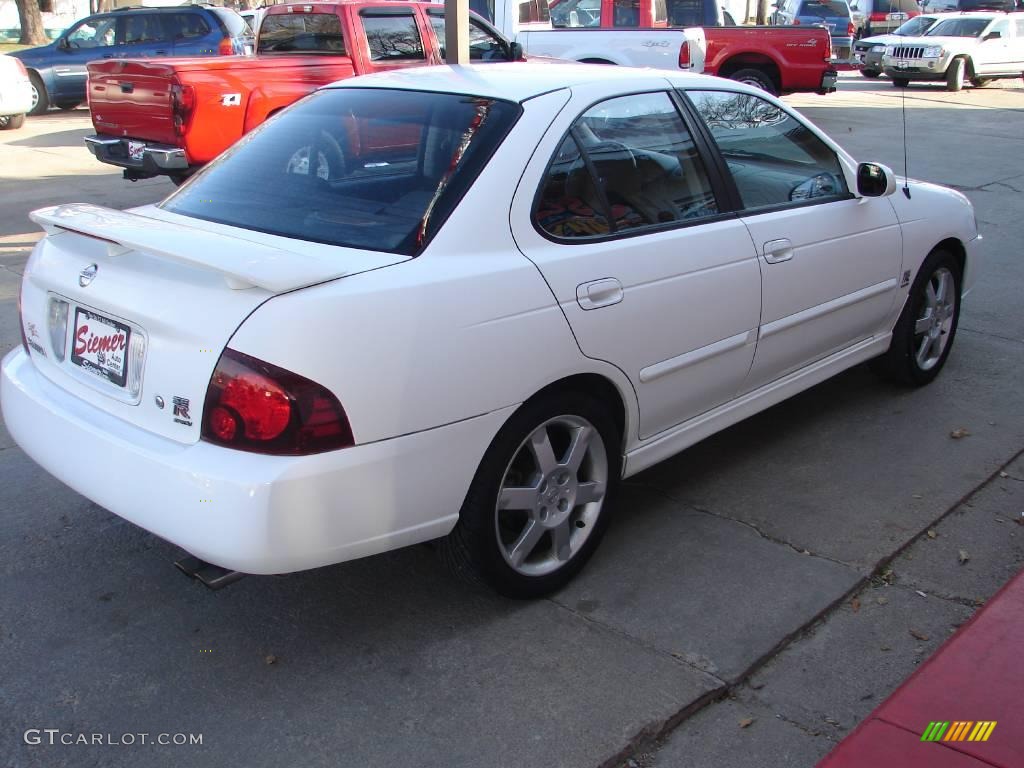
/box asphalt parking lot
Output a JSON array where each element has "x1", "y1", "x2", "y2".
[{"x1": 0, "y1": 73, "x2": 1022, "y2": 768}]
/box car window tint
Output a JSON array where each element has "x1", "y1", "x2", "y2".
[
  {"x1": 535, "y1": 91, "x2": 719, "y2": 239},
  {"x1": 613, "y1": 0, "x2": 641, "y2": 26},
  {"x1": 536, "y1": 136, "x2": 612, "y2": 238},
  {"x1": 123, "y1": 14, "x2": 170, "y2": 44},
  {"x1": 688, "y1": 90, "x2": 849, "y2": 210},
  {"x1": 653, "y1": 0, "x2": 668, "y2": 23},
  {"x1": 427, "y1": 12, "x2": 508, "y2": 60},
  {"x1": 798, "y1": 0, "x2": 850, "y2": 18},
  {"x1": 210, "y1": 8, "x2": 250, "y2": 38},
  {"x1": 66, "y1": 16, "x2": 117, "y2": 48},
  {"x1": 163, "y1": 89, "x2": 519, "y2": 256},
  {"x1": 667, "y1": 0, "x2": 705, "y2": 25},
  {"x1": 361, "y1": 12, "x2": 425, "y2": 60},
  {"x1": 169, "y1": 13, "x2": 210, "y2": 40},
  {"x1": 552, "y1": 0, "x2": 603, "y2": 27},
  {"x1": 258, "y1": 14, "x2": 346, "y2": 53}
]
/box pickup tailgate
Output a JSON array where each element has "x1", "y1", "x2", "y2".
[
  {"x1": 19, "y1": 203, "x2": 406, "y2": 445},
  {"x1": 88, "y1": 59, "x2": 182, "y2": 146}
]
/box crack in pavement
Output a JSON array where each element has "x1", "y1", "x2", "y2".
[
  {"x1": 623, "y1": 480, "x2": 857, "y2": 570},
  {"x1": 958, "y1": 326, "x2": 1024, "y2": 346}
]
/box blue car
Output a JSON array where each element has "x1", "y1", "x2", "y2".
[
  {"x1": 12, "y1": 6, "x2": 252, "y2": 116},
  {"x1": 772, "y1": 0, "x2": 855, "y2": 60}
]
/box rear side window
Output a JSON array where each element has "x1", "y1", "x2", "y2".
[
  {"x1": 258, "y1": 13, "x2": 346, "y2": 53},
  {"x1": 162, "y1": 89, "x2": 520, "y2": 256},
  {"x1": 552, "y1": 0, "x2": 603, "y2": 27},
  {"x1": 168, "y1": 13, "x2": 211, "y2": 40},
  {"x1": 667, "y1": 0, "x2": 706, "y2": 25},
  {"x1": 123, "y1": 14, "x2": 171, "y2": 44},
  {"x1": 535, "y1": 92, "x2": 719, "y2": 239},
  {"x1": 210, "y1": 8, "x2": 250, "y2": 38},
  {"x1": 688, "y1": 90, "x2": 849, "y2": 210},
  {"x1": 653, "y1": 0, "x2": 668, "y2": 23},
  {"x1": 361, "y1": 11, "x2": 425, "y2": 61}
]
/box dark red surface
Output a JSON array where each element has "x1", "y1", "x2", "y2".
[{"x1": 819, "y1": 568, "x2": 1024, "y2": 767}]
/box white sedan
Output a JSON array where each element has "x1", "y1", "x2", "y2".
[
  {"x1": 2, "y1": 64, "x2": 981, "y2": 597},
  {"x1": 0, "y1": 54, "x2": 33, "y2": 130}
]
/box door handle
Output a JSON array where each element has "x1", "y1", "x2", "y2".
[
  {"x1": 155, "y1": 50, "x2": 168, "y2": 55},
  {"x1": 763, "y1": 238, "x2": 794, "y2": 264},
  {"x1": 576, "y1": 278, "x2": 623, "y2": 310}
]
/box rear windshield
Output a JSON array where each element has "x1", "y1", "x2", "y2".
[
  {"x1": 926, "y1": 17, "x2": 989, "y2": 36},
  {"x1": 258, "y1": 13, "x2": 346, "y2": 53},
  {"x1": 162, "y1": 89, "x2": 520, "y2": 256},
  {"x1": 874, "y1": 0, "x2": 920, "y2": 12},
  {"x1": 799, "y1": 0, "x2": 850, "y2": 18}
]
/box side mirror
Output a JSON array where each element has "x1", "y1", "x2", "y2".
[
  {"x1": 983, "y1": 31, "x2": 1001, "y2": 40},
  {"x1": 58, "y1": 37, "x2": 70, "y2": 50},
  {"x1": 857, "y1": 162, "x2": 896, "y2": 198},
  {"x1": 508, "y1": 41, "x2": 524, "y2": 61}
]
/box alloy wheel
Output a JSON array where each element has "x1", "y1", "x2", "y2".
[
  {"x1": 913, "y1": 266, "x2": 956, "y2": 371},
  {"x1": 494, "y1": 415, "x2": 608, "y2": 577}
]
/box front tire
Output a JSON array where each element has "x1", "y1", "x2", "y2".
[
  {"x1": 439, "y1": 391, "x2": 621, "y2": 598},
  {"x1": 892, "y1": 77, "x2": 910, "y2": 88},
  {"x1": 0, "y1": 113, "x2": 25, "y2": 130},
  {"x1": 861, "y1": 68, "x2": 881, "y2": 79},
  {"x1": 872, "y1": 249, "x2": 962, "y2": 386},
  {"x1": 946, "y1": 57, "x2": 965, "y2": 92},
  {"x1": 728, "y1": 68, "x2": 778, "y2": 96},
  {"x1": 27, "y1": 72, "x2": 48, "y2": 116}
]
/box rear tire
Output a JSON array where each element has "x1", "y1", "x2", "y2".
[
  {"x1": 969, "y1": 77, "x2": 991, "y2": 88},
  {"x1": 861, "y1": 68, "x2": 881, "y2": 79},
  {"x1": 946, "y1": 57, "x2": 965, "y2": 91},
  {"x1": 438, "y1": 391, "x2": 621, "y2": 598},
  {"x1": 729, "y1": 68, "x2": 778, "y2": 96},
  {"x1": 55, "y1": 100, "x2": 81, "y2": 111},
  {"x1": 871, "y1": 249, "x2": 962, "y2": 387},
  {"x1": 892, "y1": 77, "x2": 910, "y2": 88},
  {"x1": 0, "y1": 113, "x2": 25, "y2": 130},
  {"x1": 28, "y1": 72, "x2": 48, "y2": 116}
]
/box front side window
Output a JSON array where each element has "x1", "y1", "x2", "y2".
[
  {"x1": 169, "y1": 13, "x2": 211, "y2": 40},
  {"x1": 427, "y1": 11, "x2": 510, "y2": 60},
  {"x1": 688, "y1": 90, "x2": 849, "y2": 210},
  {"x1": 65, "y1": 16, "x2": 117, "y2": 48},
  {"x1": 361, "y1": 12, "x2": 425, "y2": 61},
  {"x1": 163, "y1": 89, "x2": 519, "y2": 255},
  {"x1": 534, "y1": 92, "x2": 719, "y2": 239}
]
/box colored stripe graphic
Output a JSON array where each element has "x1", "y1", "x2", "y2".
[{"x1": 923, "y1": 721, "x2": 997, "y2": 742}]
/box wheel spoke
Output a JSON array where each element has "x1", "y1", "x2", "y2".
[
  {"x1": 914, "y1": 314, "x2": 933, "y2": 335},
  {"x1": 508, "y1": 520, "x2": 545, "y2": 568},
  {"x1": 929, "y1": 332, "x2": 944, "y2": 360},
  {"x1": 528, "y1": 427, "x2": 558, "y2": 475},
  {"x1": 576, "y1": 480, "x2": 606, "y2": 505},
  {"x1": 934, "y1": 271, "x2": 950, "y2": 304},
  {"x1": 499, "y1": 485, "x2": 538, "y2": 511},
  {"x1": 564, "y1": 425, "x2": 593, "y2": 473},
  {"x1": 551, "y1": 523, "x2": 572, "y2": 561},
  {"x1": 916, "y1": 335, "x2": 931, "y2": 367},
  {"x1": 924, "y1": 282, "x2": 937, "y2": 309}
]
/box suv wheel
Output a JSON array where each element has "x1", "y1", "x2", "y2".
[{"x1": 946, "y1": 57, "x2": 966, "y2": 91}]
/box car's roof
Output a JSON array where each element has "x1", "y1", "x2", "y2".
[{"x1": 329, "y1": 63, "x2": 733, "y2": 103}]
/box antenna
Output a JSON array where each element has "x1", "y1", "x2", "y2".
[{"x1": 901, "y1": 84, "x2": 911, "y2": 199}]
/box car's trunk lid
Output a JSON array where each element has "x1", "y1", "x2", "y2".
[{"x1": 20, "y1": 203, "x2": 406, "y2": 444}]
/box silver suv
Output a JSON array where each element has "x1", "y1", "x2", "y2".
[{"x1": 881, "y1": 11, "x2": 1024, "y2": 90}]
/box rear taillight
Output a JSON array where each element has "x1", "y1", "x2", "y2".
[
  {"x1": 847, "y1": 22, "x2": 855, "y2": 35},
  {"x1": 218, "y1": 37, "x2": 234, "y2": 56},
  {"x1": 870, "y1": 11, "x2": 887, "y2": 21},
  {"x1": 792, "y1": 18, "x2": 801, "y2": 24},
  {"x1": 170, "y1": 82, "x2": 196, "y2": 138},
  {"x1": 202, "y1": 348, "x2": 354, "y2": 456},
  {"x1": 678, "y1": 41, "x2": 690, "y2": 68}
]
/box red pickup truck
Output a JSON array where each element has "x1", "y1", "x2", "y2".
[{"x1": 85, "y1": 1, "x2": 522, "y2": 183}]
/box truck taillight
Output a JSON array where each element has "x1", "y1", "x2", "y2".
[
  {"x1": 678, "y1": 41, "x2": 690, "y2": 68},
  {"x1": 201, "y1": 348, "x2": 354, "y2": 456},
  {"x1": 170, "y1": 82, "x2": 196, "y2": 138},
  {"x1": 792, "y1": 18, "x2": 800, "y2": 24},
  {"x1": 847, "y1": 22, "x2": 855, "y2": 35},
  {"x1": 218, "y1": 37, "x2": 234, "y2": 56}
]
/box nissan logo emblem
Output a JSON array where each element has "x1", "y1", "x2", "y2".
[{"x1": 79, "y1": 264, "x2": 98, "y2": 287}]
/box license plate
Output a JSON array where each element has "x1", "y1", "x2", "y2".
[
  {"x1": 888, "y1": 12, "x2": 907, "y2": 20},
  {"x1": 71, "y1": 307, "x2": 131, "y2": 388},
  {"x1": 127, "y1": 140, "x2": 145, "y2": 162},
  {"x1": 896, "y1": 60, "x2": 910, "y2": 69}
]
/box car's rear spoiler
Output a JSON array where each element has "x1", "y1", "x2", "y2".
[{"x1": 30, "y1": 204, "x2": 350, "y2": 292}]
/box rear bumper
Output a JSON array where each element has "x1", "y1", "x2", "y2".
[
  {"x1": 1, "y1": 348, "x2": 512, "y2": 574},
  {"x1": 84, "y1": 134, "x2": 189, "y2": 176},
  {"x1": 819, "y1": 68, "x2": 839, "y2": 93},
  {"x1": 0, "y1": 81, "x2": 33, "y2": 116}
]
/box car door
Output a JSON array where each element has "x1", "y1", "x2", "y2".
[
  {"x1": 685, "y1": 88, "x2": 902, "y2": 393},
  {"x1": 975, "y1": 18, "x2": 1015, "y2": 73},
  {"x1": 51, "y1": 14, "x2": 119, "y2": 101},
  {"x1": 511, "y1": 84, "x2": 762, "y2": 440}
]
